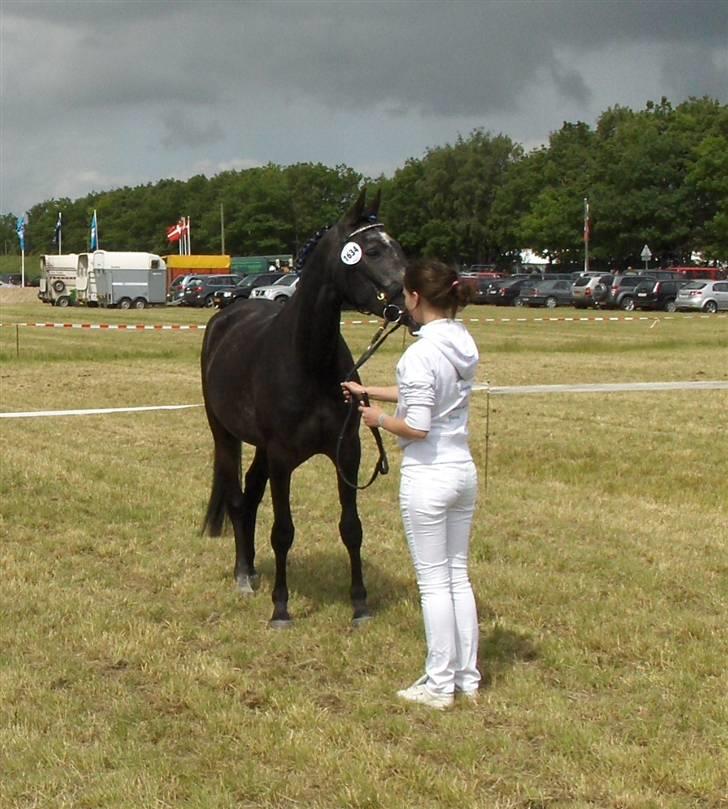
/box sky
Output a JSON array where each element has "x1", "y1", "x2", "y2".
[{"x1": 2, "y1": 0, "x2": 727, "y2": 217}]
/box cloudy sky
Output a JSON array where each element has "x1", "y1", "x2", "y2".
[{"x1": 2, "y1": 0, "x2": 727, "y2": 216}]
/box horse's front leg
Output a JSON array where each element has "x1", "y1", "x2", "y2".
[
  {"x1": 267, "y1": 460, "x2": 295, "y2": 628},
  {"x1": 335, "y1": 439, "x2": 370, "y2": 626}
]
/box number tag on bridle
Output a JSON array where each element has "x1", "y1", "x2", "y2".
[{"x1": 340, "y1": 242, "x2": 362, "y2": 265}]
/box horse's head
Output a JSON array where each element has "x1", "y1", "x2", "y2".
[{"x1": 327, "y1": 188, "x2": 407, "y2": 321}]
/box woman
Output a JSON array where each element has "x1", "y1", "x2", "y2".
[{"x1": 342, "y1": 259, "x2": 480, "y2": 710}]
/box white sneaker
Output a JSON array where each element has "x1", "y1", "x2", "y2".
[{"x1": 397, "y1": 675, "x2": 454, "y2": 711}]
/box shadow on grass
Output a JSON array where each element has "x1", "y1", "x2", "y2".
[
  {"x1": 479, "y1": 621, "x2": 539, "y2": 686},
  {"x1": 254, "y1": 548, "x2": 408, "y2": 618},
  {"x1": 254, "y1": 551, "x2": 540, "y2": 684}
]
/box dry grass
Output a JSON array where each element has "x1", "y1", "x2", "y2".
[{"x1": 1, "y1": 301, "x2": 727, "y2": 808}]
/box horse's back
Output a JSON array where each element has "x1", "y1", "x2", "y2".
[
  {"x1": 203, "y1": 300, "x2": 277, "y2": 362},
  {"x1": 202, "y1": 301, "x2": 282, "y2": 440}
]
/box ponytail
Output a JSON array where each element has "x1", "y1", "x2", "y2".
[{"x1": 405, "y1": 259, "x2": 473, "y2": 317}]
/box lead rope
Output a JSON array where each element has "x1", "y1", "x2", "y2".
[{"x1": 336, "y1": 316, "x2": 403, "y2": 490}]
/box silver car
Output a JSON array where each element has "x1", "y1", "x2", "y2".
[
  {"x1": 571, "y1": 273, "x2": 614, "y2": 309},
  {"x1": 250, "y1": 274, "x2": 300, "y2": 304},
  {"x1": 675, "y1": 280, "x2": 728, "y2": 313}
]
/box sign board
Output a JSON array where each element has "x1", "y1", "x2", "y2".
[{"x1": 640, "y1": 244, "x2": 652, "y2": 261}]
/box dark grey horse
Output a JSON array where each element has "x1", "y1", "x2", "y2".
[{"x1": 200, "y1": 189, "x2": 407, "y2": 626}]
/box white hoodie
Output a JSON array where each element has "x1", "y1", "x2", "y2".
[{"x1": 395, "y1": 318, "x2": 479, "y2": 466}]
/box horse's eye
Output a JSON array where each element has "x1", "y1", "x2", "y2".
[{"x1": 365, "y1": 248, "x2": 381, "y2": 258}]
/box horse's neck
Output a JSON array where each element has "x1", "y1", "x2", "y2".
[{"x1": 287, "y1": 268, "x2": 343, "y2": 377}]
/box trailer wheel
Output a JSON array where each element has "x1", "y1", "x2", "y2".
[
  {"x1": 52, "y1": 280, "x2": 66, "y2": 294},
  {"x1": 118, "y1": 298, "x2": 132, "y2": 310},
  {"x1": 132, "y1": 298, "x2": 147, "y2": 310},
  {"x1": 55, "y1": 296, "x2": 70, "y2": 308}
]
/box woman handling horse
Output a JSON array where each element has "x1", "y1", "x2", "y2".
[{"x1": 343, "y1": 259, "x2": 480, "y2": 709}]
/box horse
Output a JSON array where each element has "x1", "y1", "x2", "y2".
[{"x1": 200, "y1": 189, "x2": 408, "y2": 627}]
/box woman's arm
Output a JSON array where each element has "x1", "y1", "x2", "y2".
[
  {"x1": 342, "y1": 382, "x2": 427, "y2": 440},
  {"x1": 341, "y1": 381, "x2": 399, "y2": 403},
  {"x1": 359, "y1": 405, "x2": 427, "y2": 441},
  {"x1": 361, "y1": 384, "x2": 399, "y2": 403}
]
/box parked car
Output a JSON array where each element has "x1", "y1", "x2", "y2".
[
  {"x1": 675, "y1": 280, "x2": 728, "y2": 313},
  {"x1": 633, "y1": 278, "x2": 688, "y2": 312},
  {"x1": 182, "y1": 274, "x2": 242, "y2": 307},
  {"x1": 167, "y1": 274, "x2": 205, "y2": 305},
  {"x1": 482, "y1": 277, "x2": 534, "y2": 306},
  {"x1": 460, "y1": 274, "x2": 500, "y2": 304},
  {"x1": 602, "y1": 274, "x2": 652, "y2": 311},
  {"x1": 571, "y1": 273, "x2": 614, "y2": 309},
  {"x1": 250, "y1": 274, "x2": 300, "y2": 304},
  {"x1": 517, "y1": 278, "x2": 574, "y2": 308},
  {"x1": 213, "y1": 271, "x2": 286, "y2": 308}
]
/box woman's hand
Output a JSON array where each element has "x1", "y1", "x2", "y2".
[
  {"x1": 359, "y1": 404, "x2": 383, "y2": 429},
  {"x1": 341, "y1": 381, "x2": 366, "y2": 403}
]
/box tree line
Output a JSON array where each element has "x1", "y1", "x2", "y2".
[{"x1": 2, "y1": 97, "x2": 726, "y2": 273}]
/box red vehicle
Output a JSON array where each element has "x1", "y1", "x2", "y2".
[{"x1": 672, "y1": 266, "x2": 726, "y2": 282}]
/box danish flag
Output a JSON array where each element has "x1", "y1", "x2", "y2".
[{"x1": 166, "y1": 219, "x2": 187, "y2": 242}]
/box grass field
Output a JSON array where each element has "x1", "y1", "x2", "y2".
[{"x1": 1, "y1": 296, "x2": 727, "y2": 808}]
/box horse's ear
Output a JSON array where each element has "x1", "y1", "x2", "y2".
[
  {"x1": 344, "y1": 187, "x2": 367, "y2": 225},
  {"x1": 368, "y1": 188, "x2": 381, "y2": 219}
]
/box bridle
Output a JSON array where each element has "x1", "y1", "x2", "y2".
[
  {"x1": 336, "y1": 298, "x2": 405, "y2": 491},
  {"x1": 329, "y1": 217, "x2": 407, "y2": 488},
  {"x1": 341, "y1": 220, "x2": 402, "y2": 314}
]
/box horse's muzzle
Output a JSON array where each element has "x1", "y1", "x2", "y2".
[{"x1": 382, "y1": 303, "x2": 403, "y2": 323}]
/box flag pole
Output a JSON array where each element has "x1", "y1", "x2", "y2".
[
  {"x1": 186, "y1": 216, "x2": 191, "y2": 255},
  {"x1": 220, "y1": 203, "x2": 225, "y2": 255},
  {"x1": 583, "y1": 197, "x2": 589, "y2": 273}
]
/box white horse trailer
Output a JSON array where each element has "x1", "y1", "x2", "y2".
[
  {"x1": 38, "y1": 254, "x2": 79, "y2": 307},
  {"x1": 76, "y1": 251, "x2": 167, "y2": 309}
]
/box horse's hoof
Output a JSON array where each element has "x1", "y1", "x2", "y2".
[
  {"x1": 269, "y1": 618, "x2": 294, "y2": 630},
  {"x1": 235, "y1": 574, "x2": 259, "y2": 595},
  {"x1": 352, "y1": 612, "x2": 373, "y2": 628}
]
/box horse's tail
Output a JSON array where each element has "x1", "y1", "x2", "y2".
[{"x1": 202, "y1": 434, "x2": 241, "y2": 537}]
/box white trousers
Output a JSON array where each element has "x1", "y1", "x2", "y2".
[{"x1": 399, "y1": 461, "x2": 480, "y2": 695}]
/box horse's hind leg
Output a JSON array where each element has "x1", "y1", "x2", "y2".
[
  {"x1": 334, "y1": 448, "x2": 370, "y2": 625},
  {"x1": 233, "y1": 447, "x2": 268, "y2": 594}
]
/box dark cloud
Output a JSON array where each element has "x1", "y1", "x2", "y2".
[
  {"x1": 2, "y1": 0, "x2": 726, "y2": 214},
  {"x1": 160, "y1": 111, "x2": 225, "y2": 149}
]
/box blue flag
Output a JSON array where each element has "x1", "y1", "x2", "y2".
[
  {"x1": 89, "y1": 210, "x2": 98, "y2": 250},
  {"x1": 53, "y1": 212, "x2": 62, "y2": 245},
  {"x1": 16, "y1": 216, "x2": 25, "y2": 252}
]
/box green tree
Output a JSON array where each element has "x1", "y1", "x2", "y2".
[
  {"x1": 516, "y1": 122, "x2": 595, "y2": 266},
  {"x1": 382, "y1": 130, "x2": 520, "y2": 265}
]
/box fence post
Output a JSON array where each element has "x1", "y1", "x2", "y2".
[{"x1": 483, "y1": 380, "x2": 491, "y2": 495}]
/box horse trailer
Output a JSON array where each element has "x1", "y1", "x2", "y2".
[
  {"x1": 38, "y1": 254, "x2": 79, "y2": 307},
  {"x1": 76, "y1": 251, "x2": 167, "y2": 309}
]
